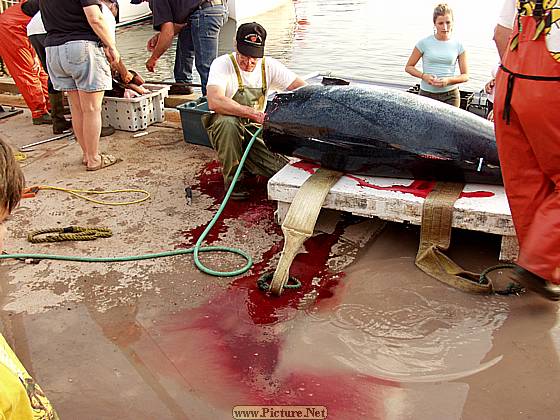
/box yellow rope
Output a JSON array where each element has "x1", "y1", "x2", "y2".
[
  {"x1": 37, "y1": 185, "x2": 150, "y2": 206},
  {"x1": 28, "y1": 226, "x2": 112, "y2": 243}
]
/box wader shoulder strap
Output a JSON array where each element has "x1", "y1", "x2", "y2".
[
  {"x1": 512, "y1": 0, "x2": 546, "y2": 50},
  {"x1": 261, "y1": 57, "x2": 267, "y2": 95},
  {"x1": 229, "y1": 53, "x2": 244, "y2": 92},
  {"x1": 500, "y1": 64, "x2": 560, "y2": 124}
]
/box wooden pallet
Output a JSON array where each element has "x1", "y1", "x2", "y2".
[{"x1": 268, "y1": 161, "x2": 518, "y2": 262}]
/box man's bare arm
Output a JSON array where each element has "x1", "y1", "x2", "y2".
[
  {"x1": 494, "y1": 24, "x2": 512, "y2": 61},
  {"x1": 146, "y1": 22, "x2": 175, "y2": 71},
  {"x1": 207, "y1": 85, "x2": 265, "y2": 123},
  {"x1": 286, "y1": 77, "x2": 307, "y2": 91},
  {"x1": 173, "y1": 23, "x2": 186, "y2": 34},
  {"x1": 111, "y1": 59, "x2": 133, "y2": 84}
]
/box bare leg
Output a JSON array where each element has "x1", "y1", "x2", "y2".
[
  {"x1": 67, "y1": 91, "x2": 86, "y2": 164},
  {"x1": 77, "y1": 90, "x2": 104, "y2": 169}
]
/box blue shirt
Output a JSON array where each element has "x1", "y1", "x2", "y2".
[
  {"x1": 151, "y1": 0, "x2": 202, "y2": 31},
  {"x1": 416, "y1": 35, "x2": 465, "y2": 93}
]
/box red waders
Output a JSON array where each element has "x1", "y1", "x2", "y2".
[
  {"x1": 494, "y1": 13, "x2": 560, "y2": 283},
  {"x1": 0, "y1": 2, "x2": 49, "y2": 119}
]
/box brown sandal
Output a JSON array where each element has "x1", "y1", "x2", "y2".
[{"x1": 86, "y1": 153, "x2": 122, "y2": 171}]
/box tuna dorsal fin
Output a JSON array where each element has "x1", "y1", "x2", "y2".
[{"x1": 321, "y1": 77, "x2": 350, "y2": 86}]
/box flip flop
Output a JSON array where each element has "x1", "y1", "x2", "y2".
[{"x1": 86, "y1": 153, "x2": 122, "y2": 171}]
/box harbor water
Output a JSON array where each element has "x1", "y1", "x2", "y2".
[{"x1": 117, "y1": 0, "x2": 504, "y2": 92}]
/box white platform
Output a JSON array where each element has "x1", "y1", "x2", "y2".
[{"x1": 268, "y1": 161, "x2": 519, "y2": 262}]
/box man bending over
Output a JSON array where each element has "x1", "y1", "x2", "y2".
[{"x1": 205, "y1": 22, "x2": 306, "y2": 200}]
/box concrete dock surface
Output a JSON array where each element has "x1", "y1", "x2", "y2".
[{"x1": 1, "y1": 109, "x2": 560, "y2": 420}]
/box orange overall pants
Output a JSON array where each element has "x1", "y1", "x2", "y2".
[
  {"x1": 494, "y1": 15, "x2": 560, "y2": 283},
  {"x1": 0, "y1": 2, "x2": 49, "y2": 119}
]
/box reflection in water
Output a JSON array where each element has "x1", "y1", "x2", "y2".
[
  {"x1": 116, "y1": 1, "x2": 297, "y2": 85},
  {"x1": 463, "y1": 298, "x2": 560, "y2": 419},
  {"x1": 117, "y1": 0, "x2": 503, "y2": 90},
  {"x1": 288, "y1": 261, "x2": 508, "y2": 383}
]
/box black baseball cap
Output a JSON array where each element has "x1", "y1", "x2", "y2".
[{"x1": 236, "y1": 22, "x2": 267, "y2": 58}]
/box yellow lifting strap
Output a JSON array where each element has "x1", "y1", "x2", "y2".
[
  {"x1": 269, "y1": 168, "x2": 342, "y2": 295},
  {"x1": 415, "y1": 182, "x2": 494, "y2": 294}
]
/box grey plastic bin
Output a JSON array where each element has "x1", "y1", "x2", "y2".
[{"x1": 177, "y1": 98, "x2": 213, "y2": 147}]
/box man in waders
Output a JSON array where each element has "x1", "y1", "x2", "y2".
[
  {"x1": 493, "y1": 0, "x2": 560, "y2": 300},
  {"x1": 205, "y1": 22, "x2": 306, "y2": 200},
  {"x1": 25, "y1": 0, "x2": 73, "y2": 134},
  {"x1": 0, "y1": 1, "x2": 51, "y2": 126}
]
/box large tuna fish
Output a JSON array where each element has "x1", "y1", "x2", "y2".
[{"x1": 263, "y1": 84, "x2": 503, "y2": 185}]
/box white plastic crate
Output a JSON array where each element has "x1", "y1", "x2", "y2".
[{"x1": 101, "y1": 84, "x2": 170, "y2": 132}]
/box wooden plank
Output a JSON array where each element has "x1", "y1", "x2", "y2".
[
  {"x1": 500, "y1": 235, "x2": 519, "y2": 262},
  {"x1": 0, "y1": 93, "x2": 27, "y2": 108},
  {"x1": 0, "y1": 77, "x2": 197, "y2": 111},
  {"x1": 163, "y1": 109, "x2": 181, "y2": 123},
  {"x1": 269, "y1": 163, "x2": 514, "y2": 236},
  {"x1": 268, "y1": 162, "x2": 518, "y2": 261},
  {"x1": 0, "y1": 91, "x2": 184, "y2": 126},
  {"x1": 0, "y1": 78, "x2": 20, "y2": 95},
  {"x1": 164, "y1": 94, "x2": 198, "y2": 109}
]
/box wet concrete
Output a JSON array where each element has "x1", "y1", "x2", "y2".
[{"x1": 1, "y1": 109, "x2": 560, "y2": 419}]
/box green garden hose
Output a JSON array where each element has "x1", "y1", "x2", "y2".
[{"x1": 0, "y1": 128, "x2": 264, "y2": 278}]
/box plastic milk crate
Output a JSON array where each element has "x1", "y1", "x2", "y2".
[
  {"x1": 101, "y1": 84, "x2": 170, "y2": 132},
  {"x1": 176, "y1": 97, "x2": 213, "y2": 147}
]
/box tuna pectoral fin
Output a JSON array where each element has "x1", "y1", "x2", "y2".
[
  {"x1": 415, "y1": 182, "x2": 494, "y2": 294},
  {"x1": 269, "y1": 168, "x2": 342, "y2": 296}
]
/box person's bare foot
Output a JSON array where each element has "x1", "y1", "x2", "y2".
[{"x1": 86, "y1": 153, "x2": 122, "y2": 171}]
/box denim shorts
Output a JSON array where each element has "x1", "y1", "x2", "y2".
[{"x1": 46, "y1": 40, "x2": 112, "y2": 92}]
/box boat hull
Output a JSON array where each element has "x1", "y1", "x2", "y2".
[
  {"x1": 116, "y1": 0, "x2": 293, "y2": 26},
  {"x1": 117, "y1": 1, "x2": 152, "y2": 27},
  {"x1": 263, "y1": 85, "x2": 503, "y2": 185},
  {"x1": 227, "y1": 0, "x2": 292, "y2": 21}
]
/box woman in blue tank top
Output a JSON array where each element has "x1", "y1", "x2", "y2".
[{"x1": 404, "y1": 3, "x2": 469, "y2": 107}]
